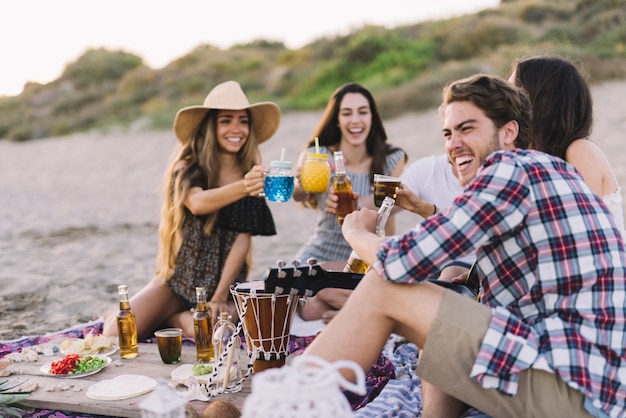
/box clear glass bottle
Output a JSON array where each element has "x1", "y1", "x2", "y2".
[
  {"x1": 332, "y1": 151, "x2": 355, "y2": 225},
  {"x1": 212, "y1": 312, "x2": 243, "y2": 393},
  {"x1": 193, "y1": 287, "x2": 214, "y2": 363},
  {"x1": 116, "y1": 284, "x2": 138, "y2": 359},
  {"x1": 264, "y1": 160, "x2": 295, "y2": 202},
  {"x1": 300, "y1": 152, "x2": 331, "y2": 194},
  {"x1": 343, "y1": 196, "x2": 395, "y2": 273}
]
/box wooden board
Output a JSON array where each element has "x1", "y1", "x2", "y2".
[{"x1": 8, "y1": 343, "x2": 251, "y2": 417}]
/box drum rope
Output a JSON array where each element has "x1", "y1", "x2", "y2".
[{"x1": 247, "y1": 292, "x2": 294, "y2": 360}]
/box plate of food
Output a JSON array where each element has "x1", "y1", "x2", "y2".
[{"x1": 41, "y1": 354, "x2": 112, "y2": 378}]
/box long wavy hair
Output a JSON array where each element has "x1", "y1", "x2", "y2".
[
  {"x1": 155, "y1": 109, "x2": 260, "y2": 282},
  {"x1": 509, "y1": 54, "x2": 593, "y2": 160},
  {"x1": 306, "y1": 82, "x2": 406, "y2": 183}
]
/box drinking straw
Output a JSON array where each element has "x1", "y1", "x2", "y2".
[
  {"x1": 314, "y1": 136, "x2": 320, "y2": 154},
  {"x1": 280, "y1": 147, "x2": 286, "y2": 162}
]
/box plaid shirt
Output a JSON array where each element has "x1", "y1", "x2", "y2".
[{"x1": 374, "y1": 149, "x2": 626, "y2": 417}]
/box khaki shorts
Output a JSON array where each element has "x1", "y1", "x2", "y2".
[{"x1": 417, "y1": 290, "x2": 592, "y2": 418}]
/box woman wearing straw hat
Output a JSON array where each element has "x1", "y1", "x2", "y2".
[{"x1": 103, "y1": 81, "x2": 280, "y2": 339}]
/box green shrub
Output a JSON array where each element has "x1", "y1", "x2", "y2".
[
  {"x1": 60, "y1": 48, "x2": 143, "y2": 89},
  {"x1": 439, "y1": 16, "x2": 531, "y2": 60}
]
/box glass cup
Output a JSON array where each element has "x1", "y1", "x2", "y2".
[
  {"x1": 300, "y1": 153, "x2": 331, "y2": 194},
  {"x1": 154, "y1": 328, "x2": 182, "y2": 364},
  {"x1": 373, "y1": 174, "x2": 401, "y2": 207},
  {"x1": 264, "y1": 161, "x2": 294, "y2": 202}
]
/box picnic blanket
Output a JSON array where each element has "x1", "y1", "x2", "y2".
[
  {"x1": 1, "y1": 319, "x2": 490, "y2": 417},
  {"x1": 1, "y1": 319, "x2": 116, "y2": 418}
]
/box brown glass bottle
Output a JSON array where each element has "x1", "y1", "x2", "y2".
[
  {"x1": 333, "y1": 151, "x2": 355, "y2": 225},
  {"x1": 193, "y1": 287, "x2": 214, "y2": 363},
  {"x1": 116, "y1": 285, "x2": 138, "y2": 359},
  {"x1": 343, "y1": 196, "x2": 395, "y2": 273}
]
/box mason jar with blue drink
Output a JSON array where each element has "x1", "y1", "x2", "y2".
[{"x1": 264, "y1": 160, "x2": 294, "y2": 202}]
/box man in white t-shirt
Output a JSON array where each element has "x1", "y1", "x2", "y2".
[
  {"x1": 399, "y1": 153, "x2": 461, "y2": 216},
  {"x1": 397, "y1": 153, "x2": 475, "y2": 278}
]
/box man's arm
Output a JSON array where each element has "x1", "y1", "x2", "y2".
[{"x1": 341, "y1": 208, "x2": 386, "y2": 266}]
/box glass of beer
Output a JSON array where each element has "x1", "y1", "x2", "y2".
[
  {"x1": 373, "y1": 174, "x2": 401, "y2": 207},
  {"x1": 155, "y1": 328, "x2": 183, "y2": 364}
]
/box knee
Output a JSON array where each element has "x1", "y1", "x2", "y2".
[{"x1": 102, "y1": 315, "x2": 118, "y2": 336}]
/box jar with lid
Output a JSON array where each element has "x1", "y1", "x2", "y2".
[
  {"x1": 264, "y1": 160, "x2": 295, "y2": 202},
  {"x1": 299, "y1": 153, "x2": 331, "y2": 194}
]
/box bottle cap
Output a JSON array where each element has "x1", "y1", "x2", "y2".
[{"x1": 270, "y1": 160, "x2": 292, "y2": 169}]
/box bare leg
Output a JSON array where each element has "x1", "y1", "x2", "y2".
[
  {"x1": 304, "y1": 269, "x2": 446, "y2": 381},
  {"x1": 298, "y1": 288, "x2": 352, "y2": 321},
  {"x1": 421, "y1": 379, "x2": 467, "y2": 418},
  {"x1": 165, "y1": 310, "x2": 195, "y2": 337},
  {"x1": 102, "y1": 279, "x2": 185, "y2": 340}
]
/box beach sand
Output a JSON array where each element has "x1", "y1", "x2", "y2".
[{"x1": 1, "y1": 80, "x2": 625, "y2": 341}]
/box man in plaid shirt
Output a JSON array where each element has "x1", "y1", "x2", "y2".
[{"x1": 301, "y1": 74, "x2": 626, "y2": 417}]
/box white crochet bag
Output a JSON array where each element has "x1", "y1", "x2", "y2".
[{"x1": 241, "y1": 355, "x2": 366, "y2": 418}]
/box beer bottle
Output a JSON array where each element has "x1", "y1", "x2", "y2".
[
  {"x1": 193, "y1": 287, "x2": 214, "y2": 363},
  {"x1": 332, "y1": 151, "x2": 355, "y2": 225},
  {"x1": 344, "y1": 196, "x2": 395, "y2": 273},
  {"x1": 116, "y1": 285, "x2": 138, "y2": 359}
]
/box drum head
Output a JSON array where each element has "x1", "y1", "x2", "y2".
[{"x1": 233, "y1": 281, "x2": 265, "y2": 294}]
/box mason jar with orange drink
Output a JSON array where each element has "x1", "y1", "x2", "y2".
[{"x1": 300, "y1": 152, "x2": 331, "y2": 194}]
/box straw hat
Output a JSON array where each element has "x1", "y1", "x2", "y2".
[{"x1": 173, "y1": 80, "x2": 281, "y2": 144}]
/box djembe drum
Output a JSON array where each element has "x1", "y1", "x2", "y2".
[{"x1": 230, "y1": 281, "x2": 300, "y2": 373}]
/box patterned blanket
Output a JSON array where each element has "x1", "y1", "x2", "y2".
[{"x1": 1, "y1": 320, "x2": 489, "y2": 417}]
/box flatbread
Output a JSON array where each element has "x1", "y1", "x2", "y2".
[
  {"x1": 86, "y1": 374, "x2": 157, "y2": 400},
  {"x1": 60, "y1": 332, "x2": 116, "y2": 355}
]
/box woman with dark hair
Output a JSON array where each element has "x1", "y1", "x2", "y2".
[
  {"x1": 292, "y1": 82, "x2": 407, "y2": 264},
  {"x1": 509, "y1": 54, "x2": 624, "y2": 231}
]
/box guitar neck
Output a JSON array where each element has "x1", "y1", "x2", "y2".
[
  {"x1": 259, "y1": 263, "x2": 363, "y2": 297},
  {"x1": 255, "y1": 261, "x2": 479, "y2": 300},
  {"x1": 316, "y1": 270, "x2": 362, "y2": 291}
]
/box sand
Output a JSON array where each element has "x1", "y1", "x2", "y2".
[{"x1": 1, "y1": 80, "x2": 625, "y2": 341}]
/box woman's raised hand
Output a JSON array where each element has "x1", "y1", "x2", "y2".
[
  {"x1": 244, "y1": 165, "x2": 266, "y2": 197},
  {"x1": 324, "y1": 187, "x2": 359, "y2": 215}
]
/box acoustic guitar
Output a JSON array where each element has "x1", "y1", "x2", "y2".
[{"x1": 253, "y1": 259, "x2": 480, "y2": 300}]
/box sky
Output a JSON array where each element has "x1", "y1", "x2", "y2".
[{"x1": 1, "y1": 0, "x2": 499, "y2": 97}]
